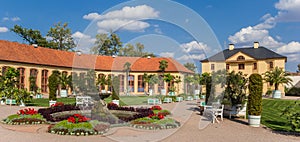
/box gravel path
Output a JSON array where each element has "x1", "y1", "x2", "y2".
[{"x1": 0, "y1": 100, "x2": 300, "y2": 142}]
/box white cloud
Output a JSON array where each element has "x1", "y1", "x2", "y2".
[
  {"x1": 180, "y1": 41, "x2": 210, "y2": 52},
  {"x1": 97, "y1": 19, "x2": 150, "y2": 32},
  {"x1": 83, "y1": 5, "x2": 159, "y2": 33},
  {"x1": 160, "y1": 52, "x2": 174, "y2": 58},
  {"x1": 2, "y1": 16, "x2": 21, "y2": 22},
  {"x1": 11, "y1": 17, "x2": 21, "y2": 21},
  {"x1": 84, "y1": 5, "x2": 159, "y2": 20},
  {"x1": 0, "y1": 27, "x2": 8, "y2": 33},
  {"x1": 177, "y1": 54, "x2": 206, "y2": 62},
  {"x1": 228, "y1": 25, "x2": 284, "y2": 48},
  {"x1": 275, "y1": 0, "x2": 300, "y2": 22},
  {"x1": 72, "y1": 31, "x2": 96, "y2": 53},
  {"x1": 154, "y1": 28, "x2": 162, "y2": 34},
  {"x1": 2, "y1": 17, "x2": 9, "y2": 21},
  {"x1": 277, "y1": 41, "x2": 300, "y2": 54}
]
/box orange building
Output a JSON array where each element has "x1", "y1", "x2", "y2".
[{"x1": 0, "y1": 40, "x2": 193, "y2": 96}]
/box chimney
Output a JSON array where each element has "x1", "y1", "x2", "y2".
[
  {"x1": 32, "y1": 44, "x2": 38, "y2": 48},
  {"x1": 229, "y1": 44, "x2": 234, "y2": 50},
  {"x1": 254, "y1": 42, "x2": 259, "y2": 48}
]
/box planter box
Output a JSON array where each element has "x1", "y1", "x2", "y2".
[
  {"x1": 168, "y1": 92, "x2": 175, "y2": 96},
  {"x1": 6, "y1": 99, "x2": 16, "y2": 105},
  {"x1": 272, "y1": 90, "x2": 281, "y2": 99},
  {"x1": 112, "y1": 100, "x2": 119, "y2": 106},
  {"x1": 60, "y1": 90, "x2": 68, "y2": 98},
  {"x1": 194, "y1": 90, "x2": 200, "y2": 95},
  {"x1": 1, "y1": 100, "x2": 5, "y2": 105},
  {"x1": 49, "y1": 100, "x2": 57, "y2": 107},
  {"x1": 161, "y1": 89, "x2": 166, "y2": 96},
  {"x1": 36, "y1": 94, "x2": 43, "y2": 99},
  {"x1": 176, "y1": 97, "x2": 183, "y2": 102},
  {"x1": 248, "y1": 115, "x2": 261, "y2": 127}
]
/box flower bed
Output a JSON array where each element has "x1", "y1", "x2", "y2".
[
  {"x1": 130, "y1": 117, "x2": 180, "y2": 130},
  {"x1": 48, "y1": 114, "x2": 110, "y2": 136},
  {"x1": 2, "y1": 108, "x2": 46, "y2": 125},
  {"x1": 38, "y1": 104, "x2": 80, "y2": 122}
]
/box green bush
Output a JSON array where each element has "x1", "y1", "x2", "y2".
[
  {"x1": 48, "y1": 71, "x2": 60, "y2": 101},
  {"x1": 281, "y1": 101, "x2": 300, "y2": 131},
  {"x1": 247, "y1": 74, "x2": 263, "y2": 116}
]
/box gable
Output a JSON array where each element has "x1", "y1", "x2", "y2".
[{"x1": 226, "y1": 51, "x2": 255, "y2": 62}]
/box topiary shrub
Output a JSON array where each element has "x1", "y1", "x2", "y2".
[
  {"x1": 48, "y1": 71, "x2": 60, "y2": 101},
  {"x1": 247, "y1": 73, "x2": 263, "y2": 116},
  {"x1": 111, "y1": 76, "x2": 120, "y2": 100}
]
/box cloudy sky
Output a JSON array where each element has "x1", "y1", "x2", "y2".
[{"x1": 0, "y1": 0, "x2": 299, "y2": 72}]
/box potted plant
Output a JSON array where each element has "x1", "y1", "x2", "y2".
[
  {"x1": 59, "y1": 73, "x2": 70, "y2": 98},
  {"x1": 48, "y1": 70, "x2": 60, "y2": 106},
  {"x1": 264, "y1": 67, "x2": 292, "y2": 99},
  {"x1": 247, "y1": 73, "x2": 263, "y2": 127}
]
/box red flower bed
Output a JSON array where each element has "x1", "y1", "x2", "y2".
[
  {"x1": 51, "y1": 102, "x2": 64, "y2": 107},
  {"x1": 18, "y1": 108, "x2": 38, "y2": 115},
  {"x1": 67, "y1": 114, "x2": 90, "y2": 124},
  {"x1": 150, "y1": 105, "x2": 162, "y2": 111},
  {"x1": 148, "y1": 112, "x2": 164, "y2": 120}
]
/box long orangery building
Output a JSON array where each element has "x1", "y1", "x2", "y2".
[{"x1": 0, "y1": 40, "x2": 193, "y2": 96}]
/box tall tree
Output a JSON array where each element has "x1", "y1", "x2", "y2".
[
  {"x1": 92, "y1": 32, "x2": 122, "y2": 55},
  {"x1": 159, "y1": 60, "x2": 168, "y2": 90},
  {"x1": 159, "y1": 60, "x2": 168, "y2": 75},
  {"x1": 123, "y1": 62, "x2": 131, "y2": 94},
  {"x1": 47, "y1": 22, "x2": 75, "y2": 51},
  {"x1": 264, "y1": 67, "x2": 292, "y2": 91},
  {"x1": 184, "y1": 63, "x2": 197, "y2": 73},
  {"x1": 10, "y1": 25, "x2": 49, "y2": 47},
  {"x1": 118, "y1": 43, "x2": 154, "y2": 57}
]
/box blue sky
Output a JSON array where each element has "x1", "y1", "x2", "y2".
[{"x1": 0, "y1": 0, "x2": 299, "y2": 72}]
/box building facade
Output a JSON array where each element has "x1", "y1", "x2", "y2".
[
  {"x1": 201, "y1": 42, "x2": 287, "y2": 95},
  {"x1": 0, "y1": 40, "x2": 193, "y2": 96}
]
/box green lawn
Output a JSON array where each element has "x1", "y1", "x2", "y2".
[
  {"x1": 27, "y1": 96, "x2": 154, "y2": 107},
  {"x1": 262, "y1": 98, "x2": 297, "y2": 132},
  {"x1": 104, "y1": 96, "x2": 154, "y2": 106},
  {"x1": 26, "y1": 98, "x2": 76, "y2": 107}
]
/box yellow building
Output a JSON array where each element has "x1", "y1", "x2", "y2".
[
  {"x1": 200, "y1": 42, "x2": 287, "y2": 95},
  {"x1": 0, "y1": 40, "x2": 193, "y2": 96}
]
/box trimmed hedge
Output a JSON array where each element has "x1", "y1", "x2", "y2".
[{"x1": 247, "y1": 73, "x2": 263, "y2": 116}]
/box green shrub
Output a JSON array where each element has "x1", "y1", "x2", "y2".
[
  {"x1": 48, "y1": 71, "x2": 60, "y2": 101},
  {"x1": 247, "y1": 73, "x2": 263, "y2": 116},
  {"x1": 281, "y1": 101, "x2": 300, "y2": 131}
]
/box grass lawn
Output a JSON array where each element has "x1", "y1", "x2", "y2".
[
  {"x1": 26, "y1": 98, "x2": 76, "y2": 107},
  {"x1": 262, "y1": 98, "x2": 298, "y2": 132},
  {"x1": 104, "y1": 96, "x2": 154, "y2": 106},
  {"x1": 27, "y1": 95, "x2": 155, "y2": 107}
]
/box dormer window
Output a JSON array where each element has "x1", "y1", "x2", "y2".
[{"x1": 237, "y1": 56, "x2": 245, "y2": 61}]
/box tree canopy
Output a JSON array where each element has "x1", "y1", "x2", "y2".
[
  {"x1": 184, "y1": 63, "x2": 197, "y2": 73},
  {"x1": 91, "y1": 32, "x2": 122, "y2": 55},
  {"x1": 118, "y1": 43, "x2": 155, "y2": 57},
  {"x1": 11, "y1": 22, "x2": 75, "y2": 51}
]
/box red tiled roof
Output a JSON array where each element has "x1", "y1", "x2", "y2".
[{"x1": 0, "y1": 40, "x2": 193, "y2": 74}]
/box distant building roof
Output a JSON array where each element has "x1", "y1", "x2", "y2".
[
  {"x1": 0, "y1": 40, "x2": 193, "y2": 74},
  {"x1": 201, "y1": 46, "x2": 287, "y2": 62}
]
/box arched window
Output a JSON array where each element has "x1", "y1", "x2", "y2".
[
  {"x1": 1, "y1": 66, "x2": 9, "y2": 75},
  {"x1": 128, "y1": 75, "x2": 134, "y2": 92},
  {"x1": 17, "y1": 67, "x2": 25, "y2": 89},
  {"x1": 30, "y1": 69, "x2": 38, "y2": 91},
  {"x1": 41, "y1": 70, "x2": 48, "y2": 93},
  {"x1": 62, "y1": 71, "x2": 68, "y2": 76},
  {"x1": 237, "y1": 56, "x2": 245, "y2": 61},
  {"x1": 119, "y1": 74, "x2": 124, "y2": 92},
  {"x1": 138, "y1": 75, "x2": 144, "y2": 92},
  {"x1": 97, "y1": 73, "x2": 105, "y2": 90}
]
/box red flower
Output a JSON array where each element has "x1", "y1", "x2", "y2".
[
  {"x1": 51, "y1": 102, "x2": 64, "y2": 107},
  {"x1": 67, "y1": 114, "x2": 90, "y2": 123},
  {"x1": 151, "y1": 105, "x2": 162, "y2": 110},
  {"x1": 18, "y1": 108, "x2": 38, "y2": 115}
]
